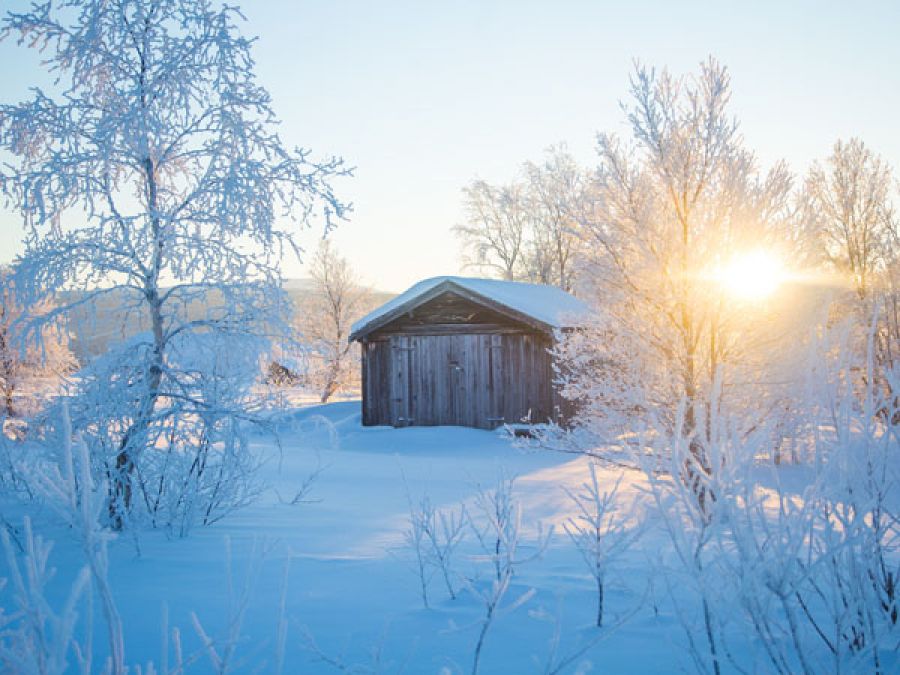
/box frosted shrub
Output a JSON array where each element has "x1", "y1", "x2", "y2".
[
  {"x1": 1, "y1": 408, "x2": 288, "y2": 673},
  {"x1": 404, "y1": 493, "x2": 433, "y2": 609},
  {"x1": 466, "y1": 475, "x2": 552, "y2": 675},
  {"x1": 405, "y1": 493, "x2": 468, "y2": 607},
  {"x1": 710, "y1": 399, "x2": 899, "y2": 674},
  {"x1": 140, "y1": 417, "x2": 264, "y2": 537},
  {"x1": 563, "y1": 466, "x2": 642, "y2": 627},
  {"x1": 639, "y1": 412, "x2": 734, "y2": 675},
  {"x1": 0, "y1": 406, "x2": 125, "y2": 674},
  {"x1": 801, "y1": 346, "x2": 899, "y2": 669},
  {"x1": 642, "y1": 337, "x2": 899, "y2": 675},
  {"x1": 0, "y1": 428, "x2": 32, "y2": 500},
  {"x1": 53, "y1": 331, "x2": 268, "y2": 535},
  {"x1": 0, "y1": 519, "x2": 91, "y2": 675}
]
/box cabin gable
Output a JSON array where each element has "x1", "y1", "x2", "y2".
[{"x1": 366, "y1": 290, "x2": 538, "y2": 340}]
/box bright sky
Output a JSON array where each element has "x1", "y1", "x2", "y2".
[{"x1": 1, "y1": 0, "x2": 899, "y2": 292}]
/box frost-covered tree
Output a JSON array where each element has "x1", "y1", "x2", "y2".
[
  {"x1": 559, "y1": 59, "x2": 793, "y2": 489},
  {"x1": 0, "y1": 0, "x2": 348, "y2": 529},
  {"x1": 563, "y1": 466, "x2": 641, "y2": 627},
  {"x1": 456, "y1": 146, "x2": 587, "y2": 291},
  {"x1": 296, "y1": 240, "x2": 371, "y2": 403},
  {"x1": 0, "y1": 266, "x2": 74, "y2": 419},
  {"x1": 522, "y1": 145, "x2": 586, "y2": 292},
  {"x1": 455, "y1": 180, "x2": 531, "y2": 281},
  {"x1": 802, "y1": 138, "x2": 897, "y2": 302},
  {"x1": 801, "y1": 138, "x2": 900, "y2": 384}
]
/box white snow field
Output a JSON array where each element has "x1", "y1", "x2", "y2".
[{"x1": 3, "y1": 401, "x2": 894, "y2": 674}]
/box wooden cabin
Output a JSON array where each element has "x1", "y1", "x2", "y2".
[{"x1": 349, "y1": 276, "x2": 590, "y2": 429}]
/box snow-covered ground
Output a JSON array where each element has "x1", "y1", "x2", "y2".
[
  {"x1": 1, "y1": 402, "x2": 654, "y2": 672},
  {"x1": 3, "y1": 401, "x2": 894, "y2": 674}
]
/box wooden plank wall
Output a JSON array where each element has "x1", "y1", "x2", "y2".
[
  {"x1": 361, "y1": 340, "x2": 391, "y2": 426},
  {"x1": 491, "y1": 333, "x2": 555, "y2": 427},
  {"x1": 362, "y1": 331, "x2": 556, "y2": 429}
]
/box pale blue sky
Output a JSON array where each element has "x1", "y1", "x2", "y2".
[{"x1": 1, "y1": 1, "x2": 899, "y2": 292}]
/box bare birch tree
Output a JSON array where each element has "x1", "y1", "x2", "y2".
[
  {"x1": 801, "y1": 138, "x2": 900, "y2": 380},
  {"x1": 299, "y1": 240, "x2": 371, "y2": 403},
  {"x1": 802, "y1": 138, "x2": 897, "y2": 302},
  {"x1": 456, "y1": 147, "x2": 587, "y2": 291},
  {"x1": 455, "y1": 180, "x2": 531, "y2": 280},
  {"x1": 522, "y1": 145, "x2": 586, "y2": 292}
]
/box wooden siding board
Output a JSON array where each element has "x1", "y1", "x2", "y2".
[
  {"x1": 476, "y1": 335, "x2": 490, "y2": 428},
  {"x1": 513, "y1": 335, "x2": 524, "y2": 422},
  {"x1": 463, "y1": 337, "x2": 471, "y2": 425},
  {"x1": 361, "y1": 343, "x2": 369, "y2": 425},
  {"x1": 449, "y1": 336, "x2": 461, "y2": 425},
  {"x1": 412, "y1": 335, "x2": 425, "y2": 425},
  {"x1": 466, "y1": 335, "x2": 487, "y2": 429},
  {"x1": 489, "y1": 334, "x2": 503, "y2": 427},
  {"x1": 389, "y1": 335, "x2": 411, "y2": 426},
  {"x1": 361, "y1": 340, "x2": 391, "y2": 426},
  {"x1": 436, "y1": 336, "x2": 447, "y2": 425}
]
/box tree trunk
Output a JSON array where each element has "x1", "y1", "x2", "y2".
[
  {"x1": 596, "y1": 577, "x2": 604, "y2": 628},
  {"x1": 109, "y1": 292, "x2": 164, "y2": 530},
  {"x1": 108, "y1": 135, "x2": 166, "y2": 529},
  {"x1": 2, "y1": 386, "x2": 13, "y2": 418},
  {"x1": 320, "y1": 378, "x2": 338, "y2": 403}
]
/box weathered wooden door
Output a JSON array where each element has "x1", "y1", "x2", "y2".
[
  {"x1": 389, "y1": 333, "x2": 549, "y2": 429},
  {"x1": 389, "y1": 334, "x2": 495, "y2": 428},
  {"x1": 389, "y1": 335, "x2": 413, "y2": 426},
  {"x1": 443, "y1": 334, "x2": 496, "y2": 428},
  {"x1": 390, "y1": 334, "x2": 459, "y2": 427},
  {"x1": 487, "y1": 334, "x2": 505, "y2": 428},
  {"x1": 406, "y1": 334, "x2": 460, "y2": 427}
]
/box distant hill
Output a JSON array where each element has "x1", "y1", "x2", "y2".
[
  {"x1": 60, "y1": 279, "x2": 394, "y2": 362},
  {"x1": 282, "y1": 278, "x2": 318, "y2": 292}
]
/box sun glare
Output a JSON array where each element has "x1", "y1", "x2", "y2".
[{"x1": 718, "y1": 250, "x2": 786, "y2": 301}]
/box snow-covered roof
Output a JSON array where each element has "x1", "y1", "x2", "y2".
[{"x1": 350, "y1": 276, "x2": 592, "y2": 341}]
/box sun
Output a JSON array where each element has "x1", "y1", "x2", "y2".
[{"x1": 718, "y1": 249, "x2": 786, "y2": 301}]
